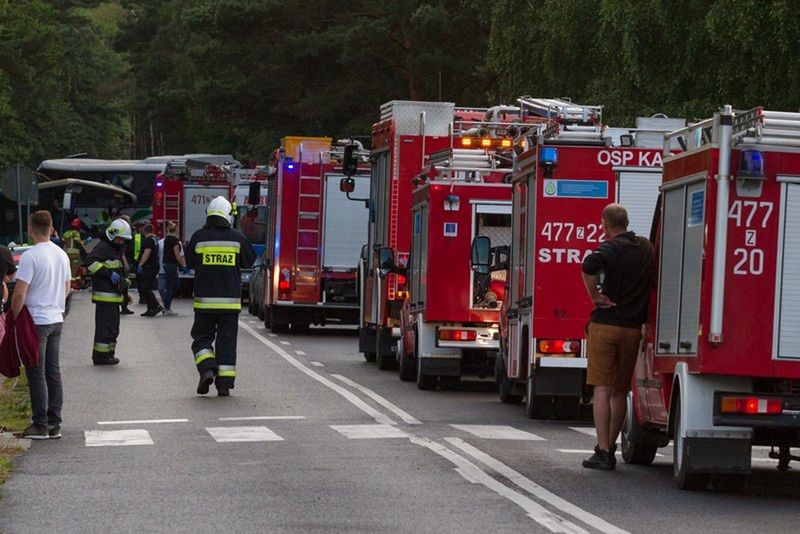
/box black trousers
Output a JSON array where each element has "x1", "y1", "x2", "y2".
[
  {"x1": 93, "y1": 302, "x2": 120, "y2": 360},
  {"x1": 191, "y1": 312, "x2": 239, "y2": 388},
  {"x1": 140, "y1": 268, "x2": 160, "y2": 312}
]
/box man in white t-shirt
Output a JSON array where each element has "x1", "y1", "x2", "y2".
[{"x1": 12, "y1": 210, "x2": 72, "y2": 440}]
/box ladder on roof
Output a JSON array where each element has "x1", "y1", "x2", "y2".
[
  {"x1": 517, "y1": 97, "x2": 603, "y2": 125},
  {"x1": 163, "y1": 192, "x2": 181, "y2": 237},
  {"x1": 295, "y1": 170, "x2": 322, "y2": 286}
]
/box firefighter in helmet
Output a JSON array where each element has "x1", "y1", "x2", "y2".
[
  {"x1": 84, "y1": 219, "x2": 131, "y2": 365},
  {"x1": 186, "y1": 196, "x2": 255, "y2": 396},
  {"x1": 62, "y1": 218, "x2": 84, "y2": 282}
]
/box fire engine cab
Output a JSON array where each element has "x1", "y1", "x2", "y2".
[
  {"x1": 493, "y1": 97, "x2": 683, "y2": 419},
  {"x1": 387, "y1": 144, "x2": 515, "y2": 389},
  {"x1": 258, "y1": 137, "x2": 370, "y2": 333},
  {"x1": 622, "y1": 106, "x2": 800, "y2": 490}
]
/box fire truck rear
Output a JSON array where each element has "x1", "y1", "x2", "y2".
[
  {"x1": 387, "y1": 145, "x2": 515, "y2": 389},
  {"x1": 623, "y1": 106, "x2": 800, "y2": 491},
  {"x1": 260, "y1": 137, "x2": 370, "y2": 333},
  {"x1": 495, "y1": 97, "x2": 683, "y2": 419}
]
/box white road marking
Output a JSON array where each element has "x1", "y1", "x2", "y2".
[
  {"x1": 218, "y1": 416, "x2": 306, "y2": 421},
  {"x1": 569, "y1": 426, "x2": 621, "y2": 444},
  {"x1": 557, "y1": 449, "x2": 665, "y2": 458},
  {"x1": 206, "y1": 426, "x2": 283, "y2": 443},
  {"x1": 85, "y1": 429, "x2": 153, "y2": 447},
  {"x1": 97, "y1": 418, "x2": 188, "y2": 425},
  {"x1": 451, "y1": 425, "x2": 544, "y2": 441},
  {"x1": 280, "y1": 341, "x2": 291, "y2": 346},
  {"x1": 330, "y1": 424, "x2": 410, "y2": 439},
  {"x1": 414, "y1": 437, "x2": 589, "y2": 534},
  {"x1": 294, "y1": 350, "x2": 306, "y2": 356},
  {"x1": 332, "y1": 374, "x2": 422, "y2": 425},
  {"x1": 446, "y1": 438, "x2": 629, "y2": 534},
  {"x1": 267, "y1": 333, "x2": 277, "y2": 338},
  {"x1": 309, "y1": 361, "x2": 324, "y2": 367},
  {"x1": 240, "y1": 322, "x2": 395, "y2": 425}
]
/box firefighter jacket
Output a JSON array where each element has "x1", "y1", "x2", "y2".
[
  {"x1": 186, "y1": 218, "x2": 256, "y2": 313},
  {"x1": 84, "y1": 238, "x2": 125, "y2": 304}
]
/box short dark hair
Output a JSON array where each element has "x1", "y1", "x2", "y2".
[
  {"x1": 143, "y1": 223, "x2": 154, "y2": 234},
  {"x1": 602, "y1": 203, "x2": 629, "y2": 230},
  {"x1": 30, "y1": 210, "x2": 53, "y2": 237}
]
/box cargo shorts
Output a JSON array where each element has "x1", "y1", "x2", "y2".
[{"x1": 586, "y1": 322, "x2": 642, "y2": 391}]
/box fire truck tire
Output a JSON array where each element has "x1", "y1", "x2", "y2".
[
  {"x1": 398, "y1": 334, "x2": 416, "y2": 381},
  {"x1": 496, "y1": 352, "x2": 523, "y2": 405},
  {"x1": 553, "y1": 396, "x2": 580, "y2": 420},
  {"x1": 376, "y1": 329, "x2": 398, "y2": 371},
  {"x1": 416, "y1": 357, "x2": 438, "y2": 391},
  {"x1": 363, "y1": 351, "x2": 377, "y2": 363},
  {"x1": 621, "y1": 393, "x2": 658, "y2": 465},
  {"x1": 439, "y1": 376, "x2": 460, "y2": 391},
  {"x1": 526, "y1": 378, "x2": 554, "y2": 419},
  {"x1": 673, "y1": 397, "x2": 711, "y2": 491},
  {"x1": 270, "y1": 320, "x2": 290, "y2": 335}
]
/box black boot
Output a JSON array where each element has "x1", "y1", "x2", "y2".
[
  {"x1": 582, "y1": 445, "x2": 615, "y2": 470},
  {"x1": 197, "y1": 369, "x2": 215, "y2": 395},
  {"x1": 93, "y1": 356, "x2": 120, "y2": 366}
]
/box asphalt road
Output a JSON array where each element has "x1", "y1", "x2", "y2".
[{"x1": 2, "y1": 292, "x2": 799, "y2": 533}]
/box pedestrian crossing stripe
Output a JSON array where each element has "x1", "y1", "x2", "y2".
[
  {"x1": 450, "y1": 425, "x2": 545, "y2": 441},
  {"x1": 206, "y1": 426, "x2": 283, "y2": 443},
  {"x1": 85, "y1": 429, "x2": 153, "y2": 447}
]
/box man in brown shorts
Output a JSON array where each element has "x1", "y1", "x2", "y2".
[{"x1": 581, "y1": 203, "x2": 654, "y2": 470}]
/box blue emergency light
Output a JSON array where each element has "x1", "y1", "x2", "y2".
[
  {"x1": 285, "y1": 157, "x2": 296, "y2": 171},
  {"x1": 540, "y1": 147, "x2": 558, "y2": 166},
  {"x1": 739, "y1": 149, "x2": 764, "y2": 178}
]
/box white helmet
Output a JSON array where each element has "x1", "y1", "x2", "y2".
[
  {"x1": 106, "y1": 219, "x2": 132, "y2": 241},
  {"x1": 207, "y1": 196, "x2": 233, "y2": 224}
]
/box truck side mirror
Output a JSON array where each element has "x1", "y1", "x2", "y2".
[
  {"x1": 63, "y1": 191, "x2": 73, "y2": 211},
  {"x1": 340, "y1": 177, "x2": 355, "y2": 193},
  {"x1": 378, "y1": 246, "x2": 395, "y2": 278},
  {"x1": 342, "y1": 144, "x2": 358, "y2": 177},
  {"x1": 471, "y1": 236, "x2": 491, "y2": 275},
  {"x1": 492, "y1": 245, "x2": 510, "y2": 272},
  {"x1": 248, "y1": 181, "x2": 261, "y2": 206}
]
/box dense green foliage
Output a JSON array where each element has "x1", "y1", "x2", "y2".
[{"x1": 1, "y1": 0, "x2": 800, "y2": 168}]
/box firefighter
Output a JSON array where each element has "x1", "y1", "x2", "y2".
[
  {"x1": 84, "y1": 219, "x2": 131, "y2": 365},
  {"x1": 62, "y1": 218, "x2": 84, "y2": 282},
  {"x1": 186, "y1": 196, "x2": 255, "y2": 396}
]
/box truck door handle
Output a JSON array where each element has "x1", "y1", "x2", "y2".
[
  {"x1": 679, "y1": 341, "x2": 692, "y2": 350},
  {"x1": 658, "y1": 341, "x2": 671, "y2": 350}
]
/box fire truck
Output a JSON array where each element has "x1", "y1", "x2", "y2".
[
  {"x1": 490, "y1": 97, "x2": 683, "y2": 419},
  {"x1": 387, "y1": 146, "x2": 515, "y2": 389},
  {"x1": 622, "y1": 106, "x2": 800, "y2": 490},
  {"x1": 360, "y1": 101, "x2": 530, "y2": 368},
  {"x1": 258, "y1": 136, "x2": 370, "y2": 333}
]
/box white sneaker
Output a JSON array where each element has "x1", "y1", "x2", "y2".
[{"x1": 163, "y1": 309, "x2": 177, "y2": 316}]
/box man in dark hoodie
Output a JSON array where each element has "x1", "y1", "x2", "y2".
[
  {"x1": 580, "y1": 203, "x2": 654, "y2": 470},
  {"x1": 186, "y1": 196, "x2": 255, "y2": 397},
  {"x1": 84, "y1": 218, "x2": 131, "y2": 365}
]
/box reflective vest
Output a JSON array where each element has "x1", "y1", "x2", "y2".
[{"x1": 134, "y1": 233, "x2": 142, "y2": 261}]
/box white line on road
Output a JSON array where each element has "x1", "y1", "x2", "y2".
[
  {"x1": 280, "y1": 341, "x2": 291, "y2": 346},
  {"x1": 330, "y1": 424, "x2": 410, "y2": 439},
  {"x1": 97, "y1": 418, "x2": 189, "y2": 425},
  {"x1": 445, "y1": 438, "x2": 629, "y2": 534},
  {"x1": 206, "y1": 426, "x2": 284, "y2": 443},
  {"x1": 85, "y1": 430, "x2": 154, "y2": 447},
  {"x1": 294, "y1": 350, "x2": 306, "y2": 355},
  {"x1": 309, "y1": 361, "x2": 324, "y2": 367},
  {"x1": 331, "y1": 374, "x2": 422, "y2": 425},
  {"x1": 451, "y1": 424, "x2": 544, "y2": 441},
  {"x1": 413, "y1": 436, "x2": 589, "y2": 534},
  {"x1": 267, "y1": 333, "x2": 277, "y2": 338},
  {"x1": 239, "y1": 321, "x2": 395, "y2": 425},
  {"x1": 218, "y1": 416, "x2": 306, "y2": 421}
]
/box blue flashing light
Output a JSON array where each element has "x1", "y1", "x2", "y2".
[
  {"x1": 739, "y1": 149, "x2": 764, "y2": 178},
  {"x1": 285, "y1": 156, "x2": 296, "y2": 171},
  {"x1": 155, "y1": 181, "x2": 164, "y2": 188},
  {"x1": 540, "y1": 147, "x2": 558, "y2": 166}
]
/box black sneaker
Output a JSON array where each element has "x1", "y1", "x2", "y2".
[
  {"x1": 121, "y1": 308, "x2": 135, "y2": 315},
  {"x1": 48, "y1": 425, "x2": 62, "y2": 439},
  {"x1": 141, "y1": 309, "x2": 160, "y2": 317},
  {"x1": 93, "y1": 357, "x2": 120, "y2": 365},
  {"x1": 21, "y1": 423, "x2": 49, "y2": 440},
  {"x1": 197, "y1": 369, "x2": 215, "y2": 395},
  {"x1": 582, "y1": 445, "x2": 615, "y2": 470}
]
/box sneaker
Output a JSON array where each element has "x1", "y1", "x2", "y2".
[
  {"x1": 217, "y1": 386, "x2": 230, "y2": 397},
  {"x1": 162, "y1": 309, "x2": 177, "y2": 316},
  {"x1": 582, "y1": 445, "x2": 615, "y2": 470},
  {"x1": 120, "y1": 308, "x2": 135, "y2": 315},
  {"x1": 21, "y1": 423, "x2": 49, "y2": 440},
  {"x1": 93, "y1": 357, "x2": 120, "y2": 365},
  {"x1": 141, "y1": 309, "x2": 160, "y2": 317},
  {"x1": 197, "y1": 369, "x2": 215, "y2": 395},
  {"x1": 48, "y1": 425, "x2": 62, "y2": 439}
]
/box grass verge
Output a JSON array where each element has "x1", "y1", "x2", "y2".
[{"x1": 0, "y1": 374, "x2": 31, "y2": 484}]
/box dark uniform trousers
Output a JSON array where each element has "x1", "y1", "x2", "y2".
[
  {"x1": 191, "y1": 313, "x2": 239, "y2": 388},
  {"x1": 93, "y1": 302, "x2": 121, "y2": 360}
]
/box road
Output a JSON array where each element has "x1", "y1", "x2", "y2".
[{"x1": 2, "y1": 292, "x2": 799, "y2": 533}]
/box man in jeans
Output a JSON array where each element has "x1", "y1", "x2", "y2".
[
  {"x1": 158, "y1": 221, "x2": 187, "y2": 315},
  {"x1": 13, "y1": 211, "x2": 72, "y2": 440},
  {"x1": 581, "y1": 203, "x2": 654, "y2": 469}
]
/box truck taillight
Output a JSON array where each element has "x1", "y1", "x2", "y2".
[
  {"x1": 396, "y1": 274, "x2": 406, "y2": 287},
  {"x1": 719, "y1": 396, "x2": 783, "y2": 415},
  {"x1": 279, "y1": 268, "x2": 291, "y2": 292},
  {"x1": 538, "y1": 339, "x2": 581, "y2": 354},
  {"x1": 439, "y1": 329, "x2": 477, "y2": 342}
]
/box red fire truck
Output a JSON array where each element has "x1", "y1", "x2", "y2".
[
  {"x1": 360, "y1": 101, "x2": 528, "y2": 368},
  {"x1": 258, "y1": 136, "x2": 370, "y2": 333},
  {"x1": 622, "y1": 106, "x2": 800, "y2": 490},
  {"x1": 491, "y1": 97, "x2": 683, "y2": 419},
  {"x1": 387, "y1": 146, "x2": 515, "y2": 389}
]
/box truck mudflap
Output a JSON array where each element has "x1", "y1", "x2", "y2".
[
  {"x1": 419, "y1": 353, "x2": 462, "y2": 377},
  {"x1": 532, "y1": 366, "x2": 585, "y2": 396},
  {"x1": 680, "y1": 435, "x2": 752, "y2": 475}
]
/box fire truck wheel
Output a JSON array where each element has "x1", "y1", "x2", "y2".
[
  {"x1": 525, "y1": 377, "x2": 554, "y2": 419},
  {"x1": 376, "y1": 329, "x2": 398, "y2": 371},
  {"x1": 439, "y1": 376, "x2": 460, "y2": 391},
  {"x1": 416, "y1": 357, "x2": 438, "y2": 391},
  {"x1": 621, "y1": 393, "x2": 658, "y2": 465},
  {"x1": 363, "y1": 351, "x2": 377, "y2": 363},
  {"x1": 270, "y1": 321, "x2": 290, "y2": 335},
  {"x1": 553, "y1": 396, "x2": 580, "y2": 420},
  {"x1": 496, "y1": 352, "x2": 523, "y2": 405},
  {"x1": 673, "y1": 397, "x2": 711, "y2": 491},
  {"x1": 398, "y1": 342, "x2": 416, "y2": 382}
]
